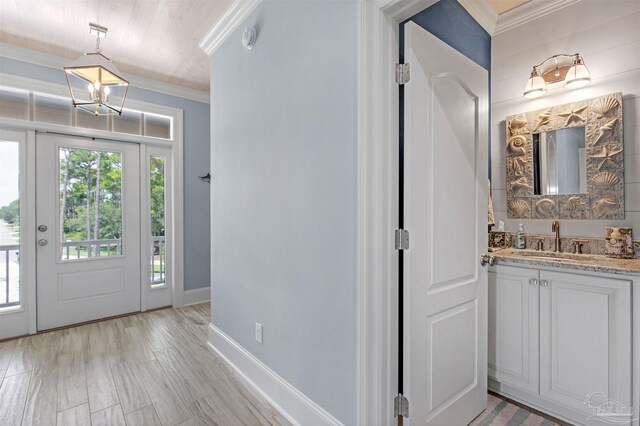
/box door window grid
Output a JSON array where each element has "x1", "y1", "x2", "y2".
[{"x1": 0, "y1": 85, "x2": 173, "y2": 140}]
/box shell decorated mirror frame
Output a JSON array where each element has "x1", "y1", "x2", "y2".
[{"x1": 505, "y1": 92, "x2": 624, "y2": 220}]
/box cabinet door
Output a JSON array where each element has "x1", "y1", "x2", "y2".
[
  {"x1": 488, "y1": 265, "x2": 539, "y2": 393},
  {"x1": 540, "y1": 270, "x2": 632, "y2": 417}
]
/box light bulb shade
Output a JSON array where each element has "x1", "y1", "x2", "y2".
[
  {"x1": 564, "y1": 57, "x2": 591, "y2": 89},
  {"x1": 523, "y1": 71, "x2": 547, "y2": 98},
  {"x1": 64, "y1": 52, "x2": 129, "y2": 116}
]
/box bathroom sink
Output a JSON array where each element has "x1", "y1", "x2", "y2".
[{"x1": 508, "y1": 250, "x2": 600, "y2": 262}]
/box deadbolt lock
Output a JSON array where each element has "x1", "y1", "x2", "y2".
[{"x1": 38, "y1": 225, "x2": 47, "y2": 232}]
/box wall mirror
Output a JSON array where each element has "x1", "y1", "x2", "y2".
[{"x1": 505, "y1": 92, "x2": 623, "y2": 220}]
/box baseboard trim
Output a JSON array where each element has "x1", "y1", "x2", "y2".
[
  {"x1": 182, "y1": 287, "x2": 210, "y2": 306},
  {"x1": 207, "y1": 323, "x2": 343, "y2": 426}
]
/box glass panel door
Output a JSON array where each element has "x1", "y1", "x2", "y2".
[{"x1": 0, "y1": 140, "x2": 20, "y2": 309}]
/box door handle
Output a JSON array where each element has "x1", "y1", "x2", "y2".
[
  {"x1": 37, "y1": 239, "x2": 48, "y2": 246},
  {"x1": 540, "y1": 279, "x2": 549, "y2": 286},
  {"x1": 480, "y1": 254, "x2": 495, "y2": 267}
]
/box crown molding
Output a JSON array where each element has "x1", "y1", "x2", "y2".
[
  {"x1": 0, "y1": 42, "x2": 210, "y2": 104},
  {"x1": 494, "y1": 0, "x2": 581, "y2": 35},
  {"x1": 199, "y1": 0, "x2": 263, "y2": 56},
  {"x1": 458, "y1": 0, "x2": 498, "y2": 35}
]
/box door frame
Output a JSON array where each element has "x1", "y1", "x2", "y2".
[
  {"x1": 356, "y1": 0, "x2": 440, "y2": 424},
  {"x1": 0, "y1": 73, "x2": 186, "y2": 336}
]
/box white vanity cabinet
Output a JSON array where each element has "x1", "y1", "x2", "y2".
[{"x1": 488, "y1": 264, "x2": 634, "y2": 425}]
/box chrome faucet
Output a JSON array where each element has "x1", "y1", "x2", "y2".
[{"x1": 552, "y1": 221, "x2": 561, "y2": 252}]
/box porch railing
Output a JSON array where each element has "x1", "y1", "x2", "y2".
[
  {"x1": 0, "y1": 243, "x2": 20, "y2": 309},
  {"x1": 1, "y1": 236, "x2": 166, "y2": 309},
  {"x1": 61, "y1": 238, "x2": 122, "y2": 259},
  {"x1": 152, "y1": 236, "x2": 166, "y2": 285}
]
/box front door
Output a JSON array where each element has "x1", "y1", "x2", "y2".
[
  {"x1": 36, "y1": 133, "x2": 141, "y2": 330},
  {"x1": 403, "y1": 22, "x2": 489, "y2": 425}
]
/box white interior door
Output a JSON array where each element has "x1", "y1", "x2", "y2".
[
  {"x1": 403, "y1": 21, "x2": 489, "y2": 425},
  {"x1": 36, "y1": 133, "x2": 140, "y2": 330}
]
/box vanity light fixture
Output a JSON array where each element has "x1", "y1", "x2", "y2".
[
  {"x1": 523, "y1": 53, "x2": 591, "y2": 98},
  {"x1": 64, "y1": 23, "x2": 129, "y2": 116}
]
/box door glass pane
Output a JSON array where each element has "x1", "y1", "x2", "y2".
[
  {"x1": 0, "y1": 141, "x2": 20, "y2": 308},
  {"x1": 59, "y1": 147, "x2": 123, "y2": 260},
  {"x1": 150, "y1": 155, "x2": 166, "y2": 286},
  {"x1": 144, "y1": 114, "x2": 172, "y2": 139},
  {"x1": 77, "y1": 109, "x2": 108, "y2": 131},
  {"x1": 114, "y1": 109, "x2": 142, "y2": 135},
  {"x1": 34, "y1": 94, "x2": 71, "y2": 125},
  {"x1": 0, "y1": 87, "x2": 29, "y2": 120}
]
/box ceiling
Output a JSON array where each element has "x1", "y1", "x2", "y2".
[
  {"x1": 488, "y1": 0, "x2": 532, "y2": 14},
  {"x1": 0, "y1": 0, "x2": 233, "y2": 93}
]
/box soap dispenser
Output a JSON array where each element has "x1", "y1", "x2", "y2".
[{"x1": 516, "y1": 223, "x2": 526, "y2": 249}]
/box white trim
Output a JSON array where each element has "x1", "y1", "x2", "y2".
[
  {"x1": 198, "y1": 0, "x2": 263, "y2": 56},
  {"x1": 0, "y1": 42, "x2": 209, "y2": 104},
  {"x1": 458, "y1": 0, "x2": 498, "y2": 34},
  {"x1": 207, "y1": 323, "x2": 342, "y2": 426},
  {"x1": 494, "y1": 0, "x2": 580, "y2": 35},
  {"x1": 183, "y1": 287, "x2": 210, "y2": 306}
]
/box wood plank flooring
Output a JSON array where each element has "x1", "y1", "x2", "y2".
[{"x1": 0, "y1": 303, "x2": 290, "y2": 426}]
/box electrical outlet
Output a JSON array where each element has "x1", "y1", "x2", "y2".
[{"x1": 255, "y1": 322, "x2": 263, "y2": 344}]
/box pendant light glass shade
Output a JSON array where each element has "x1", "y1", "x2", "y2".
[
  {"x1": 64, "y1": 25, "x2": 129, "y2": 116},
  {"x1": 564, "y1": 55, "x2": 591, "y2": 89},
  {"x1": 523, "y1": 68, "x2": 547, "y2": 99}
]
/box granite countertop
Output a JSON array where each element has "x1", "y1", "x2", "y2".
[{"x1": 490, "y1": 248, "x2": 640, "y2": 277}]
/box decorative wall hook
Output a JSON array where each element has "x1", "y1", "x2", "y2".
[{"x1": 199, "y1": 173, "x2": 211, "y2": 184}]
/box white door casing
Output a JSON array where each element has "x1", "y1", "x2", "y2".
[
  {"x1": 36, "y1": 133, "x2": 141, "y2": 330},
  {"x1": 403, "y1": 21, "x2": 489, "y2": 425}
]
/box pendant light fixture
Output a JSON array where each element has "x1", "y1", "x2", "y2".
[
  {"x1": 64, "y1": 23, "x2": 129, "y2": 116},
  {"x1": 523, "y1": 53, "x2": 590, "y2": 98}
]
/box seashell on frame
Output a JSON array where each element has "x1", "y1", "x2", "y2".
[
  {"x1": 594, "y1": 118, "x2": 618, "y2": 145},
  {"x1": 534, "y1": 198, "x2": 556, "y2": 218},
  {"x1": 591, "y1": 172, "x2": 620, "y2": 191},
  {"x1": 508, "y1": 199, "x2": 530, "y2": 217},
  {"x1": 591, "y1": 97, "x2": 619, "y2": 119},
  {"x1": 593, "y1": 196, "x2": 620, "y2": 218},
  {"x1": 508, "y1": 115, "x2": 528, "y2": 135},
  {"x1": 534, "y1": 108, "x2": 553, "y2": 132},
  {"x1": 507, "y1": 135, "x2": 528, "y2": 155}
]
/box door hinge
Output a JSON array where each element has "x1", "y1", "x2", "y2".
[
  {"x1": 395, "y1": 229, "x2": 409, "y2": 250},
  {"x1": 394, "y1": 394, "x2": 409, "y2": 418},
  {"x1": 395, "y1": 63, "x2": 410, "y2": 85}
]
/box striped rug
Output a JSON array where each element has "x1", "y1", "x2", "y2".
[{"x1": 469, "y1": 394, "x2": 560, "y2": 426}]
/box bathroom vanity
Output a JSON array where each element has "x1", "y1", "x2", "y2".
[{"x1": 487, "y1": 251, "x2": 639, "y2": 425}]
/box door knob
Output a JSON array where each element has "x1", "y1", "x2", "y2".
[
  {"x1": 480, "y1": 254, "x2": 495, "y2": 266},
  {"x1": 37, "y1": 239, "x2": 48, "y2": 246},
  {"x1": 38, "y1": 225, "x2": 48, "y2": 232}
]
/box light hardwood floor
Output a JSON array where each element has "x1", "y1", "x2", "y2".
[{"x1": 0, "y1": 303, "x2": 290, "y2": 426}]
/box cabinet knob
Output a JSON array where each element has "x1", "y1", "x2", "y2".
[
  {"x1": 529, "y1": 278, "x2": 538, "y2": 286},
  {"x1": 540, "y1": 279, "x2": 549, "y2": 286}
]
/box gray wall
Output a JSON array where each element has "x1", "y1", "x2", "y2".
[
  {"x1": 210, "y1": 1, "x2": 358, "y2": 423},
  {"x1": 0, "y1": 56, "x2": 211, "y2": 291}
]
